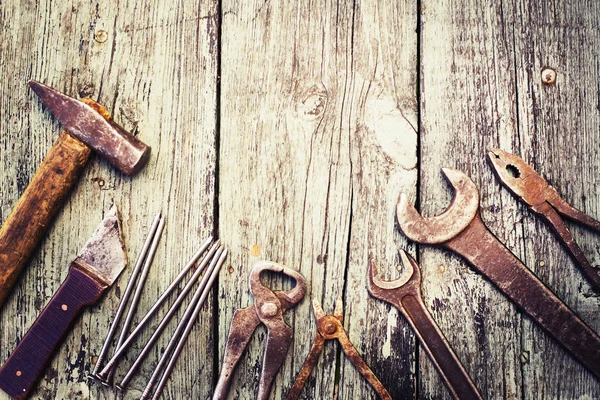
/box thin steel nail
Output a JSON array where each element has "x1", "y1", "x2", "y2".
[
  {"x1": 102, "y1": 215, "x2": 166, "y2": 386},
  {"x1": 141, "y1": 248, "x2": 227, "y2": 399},
  {"x1": 148, "y1": 249, "x2": 227, "y2": 400},
  {"x1": 97, "y1": 240, "x2": 219, "y2": 381},
  {"x1": 89, "y1": 213, "x2": 161, "y2": 381},
  {"x1": 117, "y1": 246, "x2": 225, "y2": 390}
]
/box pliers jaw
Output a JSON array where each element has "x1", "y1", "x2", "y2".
[
  {"x1": 313, "y1": 297, "x2": 344, "y2": 338},
  {"x1": 214, "y1": 261, "x2": 307, "y2": 400},
  {"x1": 487, "y1": 148, "x2": 600, "y2": 291},
  {"x1": 487, "y1": 148, "x2": 550, "y2": 208},
  {"x1": 289, "y1": 296, "x2": 392, "y2": 400}
]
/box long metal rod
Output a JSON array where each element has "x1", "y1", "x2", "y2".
[
  {"x1": 96, "y1": 240, "x2": 219, "y2": 381},
  {"x1": 102, "y1": 215, "x2": 166, "y2": 385},
  {"x1": 89, "y1": 213, "x2": 161, "y2": 380},
  {"x1": 117, "y1": 246, "x2": 225, "y2": 390},
  {"x1": 140, "y1": 249, "x2": 227, "y2": 399}
]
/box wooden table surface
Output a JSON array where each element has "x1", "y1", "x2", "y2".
[{"x1": 1, "y1": 0, "x2": 599, "y2": 399}]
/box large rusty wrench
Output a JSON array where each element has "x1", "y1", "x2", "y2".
[{"x1": 396, "y1": 168, "x2": 600, "y2": 379}]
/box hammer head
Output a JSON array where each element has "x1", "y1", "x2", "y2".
[
  {"x1": 396, "y1": 168, "x2": 479, "y2": 244},
  {"x1": 28, "y1": 80, "x2": 150, "y2": 175}
]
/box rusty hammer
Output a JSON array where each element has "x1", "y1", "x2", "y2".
[{"x1": 0, "y1": 80, "x2": 150, "y2": 307}]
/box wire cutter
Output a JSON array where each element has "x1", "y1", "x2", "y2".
[
  {"x1": 488, "y1": 148, "x2": 600, "y2": 291},
  {"x1": 287, "y1": 296, "x2": 391, "y2": 400},
  {"x1": 367, "y1": 251, "x2": 483, "y2": 400},
  {"x1": 213, "y1": 261, "x2": 307, "y2": 400}
]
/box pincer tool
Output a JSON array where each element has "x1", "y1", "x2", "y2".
[
  {"x1": 488, "y1": 148, "x2": 600, "y2": 290},
  {"x1": 213, "y1": 261, "x2": 307, "y2": 400},
  {"x1": 367, "y1": 251, "x2": 483, "y2": 400},
  {"x1": 287, "y1": 296, "x2": 391, "y2": 400},
  {"x1": 396, "y1": 168, "x2": 600, "y2": 379}
]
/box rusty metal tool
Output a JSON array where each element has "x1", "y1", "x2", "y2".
[
  {"x1": 367, "y1": 251, "x2": 483, "y2": 400},
  {"x1": 0, "y1": 80, "x2": 150, "y2": 308},
  {"x1": 0, "y1": 205, "x2": 126, "y2": 400},
  {"x1": 488, "y1": 148, "x2": 600, "y2": 291},
  {"x1": 141, "y1": 248, "x2": 228, "y2": 400},
  {"x1": 98, "y1": 241, "x2": 220, "y2": 383},
  {"x1": 90, "y1": 213, "x2": 162, "y2": 382},
  {"x1": 287, "y1": 296, "x2": 391, "y2": 400},
  {"x1": 396, "y1": 168, "x2": 600, "y2": 379},
  {"x1": 213, "y1": 261, "x2": 307, "y2": 400}
]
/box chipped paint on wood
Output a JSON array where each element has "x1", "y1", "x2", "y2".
[{"x1": 2, "y1": 0, "x2": 600, "y2": 399}]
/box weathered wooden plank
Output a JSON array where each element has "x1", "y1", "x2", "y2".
[
  {"x1": 0, "y1": 1, "x2": 218, "y2": 399},
  {"x1": 420, "y1": 0, "x2": 600, "y2": 398},
  {"x1": 3, "y1": 0, "x2": 600, "y2": 399},
  {"x1": 419, "y1": 0, "x2": 524, "y2": 398},
  {"x1": 219, "y1": 0, "x2": 419, "y2": 398},
  {"x1": 513, "y1": 0, "x2": 600, "y2": 398},
  {"x1": 218, "y1": 0, "x2": 353, "y2": 398},
  {"x1": 342, "y1": 0, "x2": 419, "y2": 398}
]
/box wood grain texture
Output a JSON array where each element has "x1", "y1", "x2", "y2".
[
  {"x1": 419, "y1": 0, "x2": 524, "y2": 396},
  {"x1": 513, "y1": 0, "x2": 600, "y2": 398},
  {"x1": 1, "y1": 0, "x2": 600, "y2": 399},
  {"x1": 218, "y1": 0, "x2": 418, "y2": 399},
  {"x1": 0, "y1": 0, "x2": 218, "y2": 399}
]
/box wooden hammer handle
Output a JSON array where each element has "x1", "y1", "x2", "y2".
[
  {"x1": 0, "y1": 130, "x2": 91, "y2": 307},
  {"x1": 0, "y1": 99, "x2": 110, "y2": 308}
]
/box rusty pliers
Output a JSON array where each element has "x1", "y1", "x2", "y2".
[
  {"x1": 367, "y1": 251, "x2": 483, "y2": 400},
  {"x1": 488, "y1": 149, "x2": 600, "y2": 291},
  {"x1": 287, "y1": 296, "x2": 391, "y2": 400},
  {"x1": 213, "y1": 261, "x2": 307, "y2": 400}
]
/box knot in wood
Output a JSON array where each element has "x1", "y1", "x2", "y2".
[{"x1": 296, "y1": 84, "x2": 328, "y2": 121}]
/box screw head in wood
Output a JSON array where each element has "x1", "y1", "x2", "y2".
[
  {"x1": 541, "y1": 68, "x2": 556, "y2": 85},
  {"x1": 95, "y1": 30, "x2": 108, "y2": 43}
]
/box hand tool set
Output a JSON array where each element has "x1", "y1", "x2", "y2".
[{"x1": 1, "y1": 80, "x2": 599, "y2": 399}]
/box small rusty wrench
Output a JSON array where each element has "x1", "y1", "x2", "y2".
[
  {"x1": 213, "y1": 261, "x2": 307, "y2": 400},
  {"x1": 367, "y1": 251, "x2": 483, "y2": 400},
  {"x1": 396, "y1": 168, "x2": 600, "y2": 379},
  {"x1": 287, "y1": 296, "x2": 392, "y2": 400},
  {"x1": 488, "y1": 148, "x2": 600, "y2": 291}
]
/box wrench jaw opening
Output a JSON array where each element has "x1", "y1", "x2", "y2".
[
  {"x1": 367, "y1": 251, "x2": 420, "y2": 308},
  {"x1": 396, "y1": 168, "x2": 479, "y2": 245}
]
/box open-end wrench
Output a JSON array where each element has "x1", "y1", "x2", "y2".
[
  {"x1": 367, "y1": 251, "x2": 483, "y2": 400},
  {"x1": 396, "y1": 168, "x2": 600, "y2": 379}
]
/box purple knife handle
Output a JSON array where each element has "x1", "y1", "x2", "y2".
[{"x1": 0, "y1": 265, "x2": 105, "y2": 399}]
